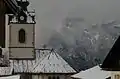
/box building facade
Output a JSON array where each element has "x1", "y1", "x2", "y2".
[
  {"x1": 0, "y1": 49, "x2": 76, "y2": 79},
  {"x1": 0, "y1": 0, "x2": 76, "y2": 79},
  {"x1": 8, "y1": 0, "x2": 35, "y2": 59},
  {"x1": 0, "y1": 0, "x2": 19, "y2": 48},
  {"x1": 12, "y1": 49, "x2": 76, "y2": 79},
  {"x1": 101, "y1": 36, "x2": 120, "y2": 79},
  {"x1": 71, "y1": 65, "x2": 110, "y2": 79}
]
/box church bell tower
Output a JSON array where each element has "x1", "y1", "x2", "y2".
[{"x1": 8, "y1": 0, "x2": 36, "y2": 59}]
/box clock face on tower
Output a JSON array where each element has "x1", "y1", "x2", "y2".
[
  {"x1": 18, "y1": 11, "x2": 27, "y2": 23},
  {"x1": 20, "y1": 16, "x2": 24, "y2": 21}
]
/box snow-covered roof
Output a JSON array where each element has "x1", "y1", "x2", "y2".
[
  {"x1": 0, "y1": 49, "x2": 76, "y2": 74},
  {"x1": 0, "y1": 75, "x2": 20, "y2": 79},
  {"x1": 71, "y1": 65, "x2": 111, "y2": 79},
  {"x1": 32, "y1": 50, "x2": 76, "y2": 73},
  {"x1": 4, "y1": 0, "x2": 20, "y2": 14},
  {"x1": 11, "y1": 0, "x2": 18, "y2": 7},
  {"x1": 10, "y1": 60, "x2": 35, "y2": 73},
  {"x1": 0, "y1": 66, "x2": 13, "y2": 76},
  {"x1": 10, "y1": 49, "x2": 50, "y2": 73}
]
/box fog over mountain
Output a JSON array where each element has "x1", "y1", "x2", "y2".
[
  {"x1": 47, "y1": 18, "x2": 120, "y2": 71},
  {"x1": 28, "y1": 0, "x2": 120, "y2": 71},
  {"x1": 29, "y1": 0, "x2": 120, "y2": 46}
]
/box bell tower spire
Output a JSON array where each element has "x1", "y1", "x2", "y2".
[
  {"x1": 17, "y1": 0, "x2": 29, "y2": 23},
  {"x1": 8, "y1": 0, "x2": 36, "y2": 59}
]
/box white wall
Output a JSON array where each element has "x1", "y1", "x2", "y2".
[
  {"x1": 9, "y1": 24, "x2": 35, "y2": 47},
  {"x1": 5, "y1": 14, "x2": 9, "y2": 49},
  {"x1": 9, "y1": 23, "x2": 35, "y2": 59},
  {"x1": 111, "y1": 71, "x2": 120, "y2": 79},
  {"x1": 32, "y1": 74, "x2": 73, "y2": 79},
  {"x1": 9, "y1": 48, "x2": 34, "y2": 59}
]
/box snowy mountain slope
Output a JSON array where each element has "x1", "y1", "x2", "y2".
[{"x1": 47, "y1": 18, "x2": 120, "y2": 71}]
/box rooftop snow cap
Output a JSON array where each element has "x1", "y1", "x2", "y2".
[
  {"x1": 0, "y1": 66, "x2": 13, "y2": 76},
  {"x1": 32, "y1": 49, "x2": 76, "y2": 74},
  {"x1": 0, "y1": 75, "x2": 20, "y2": 79},
  {"x1": 101, "y1": 36, "x2": 120, "y2": 71},
  {"x1": 72, "y1": 65, "x2": 111, "y2": 79}
]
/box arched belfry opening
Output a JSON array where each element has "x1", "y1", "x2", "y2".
[{"x1": 18, "y1": 29, "x2": 26, "y2": 43}]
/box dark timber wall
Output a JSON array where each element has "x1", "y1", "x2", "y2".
[{"x1": 0, "y1": 0, "x2": 6, "y2": 48}]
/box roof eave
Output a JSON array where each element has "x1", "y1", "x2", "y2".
[
  {"x1": 4, "y1": 0, "x2": 20, "y2": 14},
  {"x1": 101, "y1": 68, "x2": 120, "y2": 71},
  {"x1": 14, "y1": 72, "x2": 77, "y2": 75}
]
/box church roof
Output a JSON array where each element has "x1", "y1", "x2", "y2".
[
  {"x1": 10, "y1": 60, "x2": 35, "y2": 73},
  {"x1": 32, "y1": 50, "x2": 76, "y2": 74},
  {"x1": 71, "y1": 65, "x2": 111, "y2": 79},
  {"x1": 0, "y1": 66, "x2": 13, "y2": 76},
  {"x1": 0, "y1": 49, "x2": 76, "y2": 74},
  {"x1": 10, "y1": 49, "x2": 50, "y2": 73},
  {"x1": 4, "y1": 0, "x2": 20, "y2": 14},
  {"x1": 0, "y1": 75, "x2": 20, "y2": 79},
  {"x1": 101, "y1": 36, "x2": 120, "y2": 71}
]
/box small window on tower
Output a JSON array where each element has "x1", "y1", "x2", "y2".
[{"x1": 19, "y1": 29, "x2": 26, "y2": 43}]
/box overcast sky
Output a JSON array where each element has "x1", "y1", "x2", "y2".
[{"x1": 29, "y1": 0, "x2": 120, "y2": 47}]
